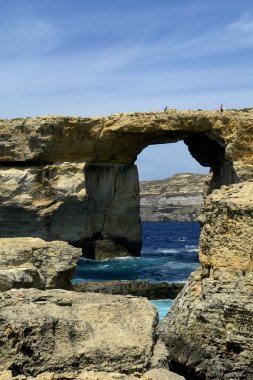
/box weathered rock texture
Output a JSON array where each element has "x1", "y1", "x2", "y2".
[
  {"x1": 0, "y1": 111, "x2": 252, "y2": 180},
  {"x1": 1, "y1": 109, "x2": 252, "y2": 258},
  {"x1": 0, "y1": 162, "x2": 141, "y2": 259},
  {"x1": 0, "y1": 368, "x2": 186, "y2": 380},
  {"x1": 0, "y1": 238, "x2": 82, "y2": 291},
  {"x1": 140, "y1": 173, "x2": 207, "y2": 222},
  {"x1": 0, "y1": 289, "x2": 157, "y2": 376},
  {"x1": 158, "y1": 181, "x2": 253, "y2": 380},
  {"x1": 73, "y1": 280, "x2": 184, "y2": 299}
]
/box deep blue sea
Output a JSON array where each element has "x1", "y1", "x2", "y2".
[
  {"x1": 73, "y1": 222, "x2": 200, "y2": 319},
  {"x1": 73, "y1": 222, "x2": 200, "y2": 283}
]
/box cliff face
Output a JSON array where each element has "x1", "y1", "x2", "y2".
[
  {"x1": 140, "y1": 173, "x2": 207, "y2": 222},
  {"x1": 0, "y1": 163, "x2": 141, "y2": 259},
  {"x1": 158, "y1": 181, "x2": 253, "y2": 379}
]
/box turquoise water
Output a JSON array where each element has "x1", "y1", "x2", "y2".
[{"x1": 150, "y1": 299, "x2": 174, "y2": 320}]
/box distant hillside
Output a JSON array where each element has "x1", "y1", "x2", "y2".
[{"x1": 140, "y1": 173, "x2": 208, "y2": 222}]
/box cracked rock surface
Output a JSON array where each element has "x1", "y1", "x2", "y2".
[
  {"x1": 158, "y1": 182, "x2": 253, "y2": 380},
  {"x1": 0, "y1": 290, "x2": 158, "y2": 376},
  {"x1": 0, "y1": 238, "x2": 82, "y2": 291}
]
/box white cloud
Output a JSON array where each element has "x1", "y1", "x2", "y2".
[
  {"x1": 0, "y1": 1, "x2": 252, "y2": 179},
  {"x1": 226, "y1": 12, "x2": 253, "y2": 34}
]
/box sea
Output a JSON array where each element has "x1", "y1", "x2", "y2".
[{"x1": 73, "y1": 221, "x2": 200, "y2": 319}]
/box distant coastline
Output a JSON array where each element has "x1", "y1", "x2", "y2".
[{"x1": 140, "y1": 173, "x2": 207, "y2": 222}]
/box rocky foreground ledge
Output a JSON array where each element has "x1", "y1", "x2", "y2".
[
  {"x1": 73, "y1": 280, "x2": 184, "y2": 299},
  {"x1": 0, "y1": 289, "x2": 157, "y2": 375},
  {"x1": 0, "y1": 369, "x2": 185, "y2": 380}
]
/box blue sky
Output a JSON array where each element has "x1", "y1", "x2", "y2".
[{"x1": 1, "y1": 0, "x2": 253, "y2": 179}]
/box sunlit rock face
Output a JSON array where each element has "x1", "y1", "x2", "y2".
[
  {"x1": 0, "y1": 289, "x2": 157, "y2": 376},
  {"x1": 0, "y1": 238, "x2": 82, "y2": 291},
  {"x1": 140, "y1": 173, "x2": 207, "y2": 222},
  {"x1": 0, "y1": 109, "x2": 252, "y2": 260},
  {"x1": 1, "y1": 109, "x2": 252, "y2": 176},
  {"x1": 0, "y1": 162, "x2": 141, "y2": 259},
  {"x1": 0, "y1": 109, "x2": 252, "y2": 258},
  {"x1": 158, "y1": 181, "x2": 253, "y2": 379}
]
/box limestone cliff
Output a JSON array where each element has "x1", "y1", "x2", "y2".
[
  {"x1": 0, "y1": 109, "x2": 252, "y2": 379},
  {"x1": 0, "y1": 109, "x2": 252, "y2": 259},
  {"x1": 0, "y1": 163, "x2": 141, "y2": 259},
  {"x1": 0, "y1": 369, "x2": 185, "y2": 380},
  {"x1": 1, "y1": 110, "x2": 252, "y2": 184},
  {"x1": 140, "y1": 173, "x2": 207, "y2": 222},
  {"x1": 158, "y1": 181, "x2": 253, "y2": 379}
]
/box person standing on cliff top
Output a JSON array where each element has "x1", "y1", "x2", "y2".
[{"x1": 220, "y1": 104, "x2": 224, "y2": 112}]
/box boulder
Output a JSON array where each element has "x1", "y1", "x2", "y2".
[
  {"x1": 0, "y1": 238, "x2": 82, "y2": 290},
  {"x1": 144, "y1": 369, "x2": 185, "y2": 380},
  {"x1": 0, "y1": 289, "x2": 158, "y2": 376}
]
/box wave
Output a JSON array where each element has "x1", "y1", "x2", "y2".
[
  {"x1": 165, "y1": 262, "x2": 200, "y2": 269},
  {"x1": 156, "y1": 247, "x2": 198, "y2": 254},
  {"x1": 157, "y1": 248, "x2": 180, "y2": 254},
  {"x1": 98, "y1": 256, "x2": 138, "y2": 262}
]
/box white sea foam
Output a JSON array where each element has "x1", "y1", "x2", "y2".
[
  {"x1": 100, "y1": 256, "x2": 136, "y2": 262},
  {"x1": 159, "y1": 248, "x2": 180, "y2": 254}
]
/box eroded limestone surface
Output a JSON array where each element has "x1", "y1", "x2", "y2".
[
  {"x1": 158, "y1": 182, "x2": 253, "y2": 380},
  {"x1": 1, "y1": 109, "x2": 252, "y2": 259},
  {"x1": 0, "y1": 369, "x2": 186, "y2": 380},
  {"x1": 0, "y1": 162, "x2": 141, "y2": 258},
  {"x1": 0, "y1": 111, "x2": 252, "y2": 179},
  {"x1": 0, "y1": 238, "x2": 82, "y2": 291},
  {"x1": 0, "y1": 289, "x2": 157, "y2": 376}
]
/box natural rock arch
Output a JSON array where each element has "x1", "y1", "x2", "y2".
[
  {"x1": 0, "y1": 109, "x2": 252, "y2": 378},
  {"x1": 0, "y1": 109, "x2": 252, "y2": 257}
]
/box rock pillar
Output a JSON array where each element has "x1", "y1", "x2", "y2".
[{"x1": 158, "y1": 181, "x2": 253, "y2": 380}]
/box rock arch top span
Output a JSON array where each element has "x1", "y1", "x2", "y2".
[
  {"x1": 0, "y1": 109, "x2": 252, "y2": 256},
  {"x1": 1, "y1": 109, "x2": 252, "y2": 178}
]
